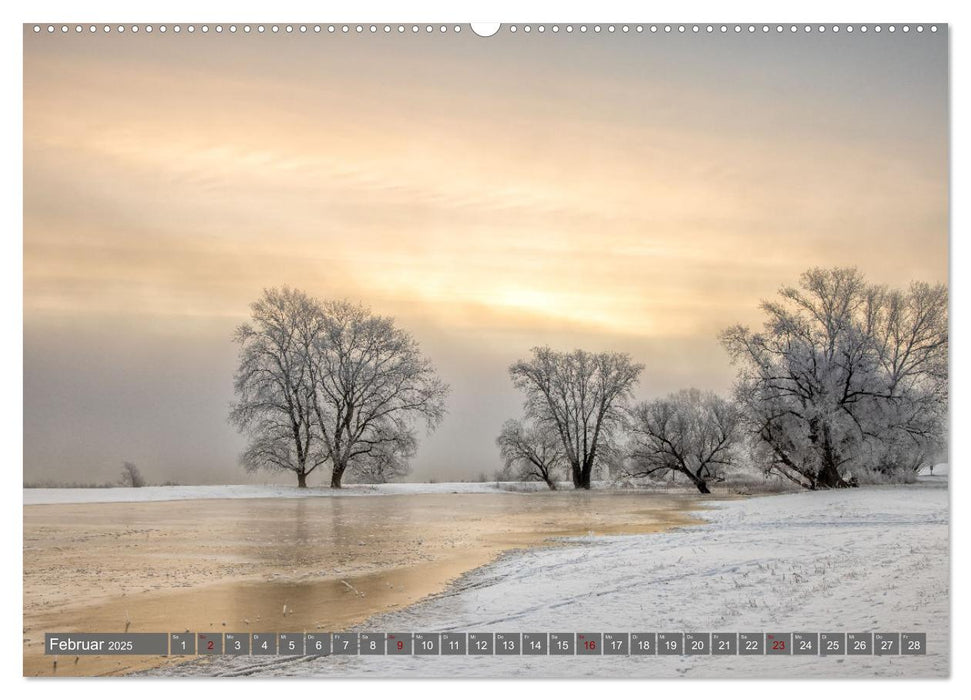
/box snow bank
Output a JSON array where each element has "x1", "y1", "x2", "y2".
[
  {"x1": 22, "y1": 482, "x2": 526, "y2": 505},
  {"x1": 148, "y1": 481, "x2": 948, "y2": 678}
]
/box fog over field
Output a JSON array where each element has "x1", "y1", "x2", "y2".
[{"x1": 23, "y1": 27, "x2": 947, "y2": 485}]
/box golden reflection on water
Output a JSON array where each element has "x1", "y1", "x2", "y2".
[{"x1": 23, "y1": 491, "x2": 713, "y2": 676}]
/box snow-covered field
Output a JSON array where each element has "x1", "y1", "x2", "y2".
[{"x1": 146, "y1": 480, "x2": 949, "y2": 678}]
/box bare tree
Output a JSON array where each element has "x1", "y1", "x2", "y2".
[
  {"x1": 350, "y1": 423, "x2": 417, "y2": 484},
  {"x1": 509, "y1": 348, "x2": 643, "y2": 489},
  {"x1": 119, "y1": 461, "x2": 145, "y2": 488},
  {"x1": 230, "y1": 288, "x2": 328, "y2": 488},
  {"x1": 496, "y1": 418, "x2": 565, "y2": 490},
  {"x1": 721, "y1": 268, "x2": 947, "y2": 489},
  {"x1": 307, "y1": 300, "x2": 449, "y2": 488},
  {"x1": 864, "y1": 281, "x2": 949, "y2": 476},
  {"x1": 625, "y1": 389, "x2": 741, "y2": 494}
]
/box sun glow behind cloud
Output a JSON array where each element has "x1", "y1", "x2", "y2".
[{"x1": 23, "y1": 28, "x2": 947, "y2": 482}]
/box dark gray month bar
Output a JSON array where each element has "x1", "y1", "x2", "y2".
[{"x1": 44, "y1": 631, "x2": 925, "y2": 656}]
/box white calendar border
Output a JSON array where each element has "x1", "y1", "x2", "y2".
[{"x1": 3, "y1": 0, "x2": 966, "y2": 698}]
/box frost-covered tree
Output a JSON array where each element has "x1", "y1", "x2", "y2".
[
  {"x1": 350, "y1": 423, "x2": 417, "y2": 484},
  {"x1": 721, "y1": 268, "x2": 947, "y2": 489},
  {"x1": 625, "y1": 389, "x2": 741, "y2": 494},
  {"x1": 230, "y1": 288, "x2": 328, "y2": 488},
  {"x1": 496, "y1": 418, "x2": 565, "y2": 490},
  {"x1": 232, "y1": 291, "x2": 447, "y2": 489},
  {"x1": 120, "y1": 461, "x2": 145, "y2": 488},
  {"x1": 307, "y1": 300, "x2": 449, "y2": 489},
  {"x1": 509, "y1": 348, "x2": 643, "y2": 489}
]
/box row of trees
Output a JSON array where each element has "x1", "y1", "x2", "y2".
[
  {"x1": 498, "y1": 268, "x2": 947, "y2": 492},
  {"x1": 496, "y1": 352, "x2": 738, "y2": 493},
  {"x1": 233, "y1": 268, "x2": 946, "y2": 491},
  {"x1": 230, "y1": 288, "x2": 448, "y2": 488}
]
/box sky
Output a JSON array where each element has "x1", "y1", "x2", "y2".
[{"x1": 23, "y1": 25, "x2": 948, "y2": 485}]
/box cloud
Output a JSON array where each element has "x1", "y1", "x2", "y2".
[{"x1": 22, "y1": 29, "x2": 947, "y2": 483}]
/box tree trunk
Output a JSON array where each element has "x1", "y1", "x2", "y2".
[
  {"x1": 815, "y1": 460, "x2": 848, "y2": 488},
  {"x1": 816, "y1": 424, "x2": 849, "y2": 488},
  {"x1": 685, "y1": 468, "x2": 711, "y2": 494},
  {"x1": 575, "y1": 457, "x2": 594, "y2": 489},
  {"x1": 297, "y1": 471, "x2": 307, "y2": 488},
  {"x1": 545, "y1": 478, "x2": 557, "y2": 491},
  {"x1": 576, "y1": 469, "x2": 592, "y2": 489},
  {"x1": 807, "y1": 419, "x2": 848, "y2": 489},
  {"x1": 330, "y1": 463, "x2": 346, "y2": 489},
  {"x1": 571, "y1": 463, "x2": 583, "y2": 489}
]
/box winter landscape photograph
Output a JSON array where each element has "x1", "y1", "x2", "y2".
[{"x1": 22, "y1": 23, "x2": 948, "y2": 679}]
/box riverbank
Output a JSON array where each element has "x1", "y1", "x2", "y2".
[{"x1": 24, "y1": 489, "x2": 712, "y2": 676}]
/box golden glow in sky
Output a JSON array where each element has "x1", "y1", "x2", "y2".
[{"x1": 23, "y1": 27, "x2": 948, "y2": 482}]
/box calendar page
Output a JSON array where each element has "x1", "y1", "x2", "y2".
[{"x1": 22, "y1": 20, "x2": 948, "y2": 681}]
